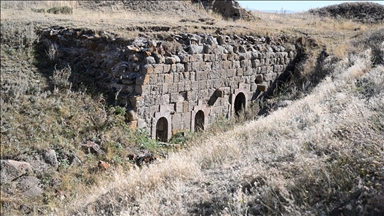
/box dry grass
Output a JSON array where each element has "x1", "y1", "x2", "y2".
[{"x1": 1, "y1": 1, "x2": 383, "y2": 215}]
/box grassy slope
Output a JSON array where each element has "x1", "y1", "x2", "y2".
[
  {"x1": 68, "y1": 34, "x2": 384, "y2": 215},
  {"x1": 1, "y1": 1, "x2": 383, "y2": 215}
]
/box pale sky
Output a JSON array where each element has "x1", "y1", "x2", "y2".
[{"x1": 238, "y1": 1, "x2": 384, "y2": 12}]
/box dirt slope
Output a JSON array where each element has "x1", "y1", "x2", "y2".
[{"x1": 77, "y1": 0, "x2": 205, "y2": 17}]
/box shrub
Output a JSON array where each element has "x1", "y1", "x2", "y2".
[
  {"x1": 31, "y1": 8, "x2": 46, "y2": 13},
  {"x1": 47, "y1": 6, "x2": 73, "y2": 15}
]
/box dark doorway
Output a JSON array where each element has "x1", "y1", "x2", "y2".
[
  {"x1": 234, "y1": 93, "x2": 246, "y2": 116},
  {"x1": 156, "y1": 117, "x2": 168, "y2": 142},
  {"x1": 195, "y1": 110, "x2": 205, "y2": 132}
]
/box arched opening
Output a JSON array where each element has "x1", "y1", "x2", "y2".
[
  {"x1": 234, "y1": 93, "x2": 246, "y2": 116},
  {"x1": 156, "y1": 117, "x2": 168, "y2": 142},
  {"x1": 195, "y1": 110, "x2": 205, "y2": 132}
]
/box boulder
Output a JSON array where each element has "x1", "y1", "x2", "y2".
[
  {"x1": 0, "y1": 160, "x2": 33, "y2": 183},
  {"x1": 17, "y1": 176, "x2": 43, "y2": 198},
  {"x1": 44, "y1": 149, "x2": 58, "y2": 170}
]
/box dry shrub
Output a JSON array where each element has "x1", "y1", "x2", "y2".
[
  {"x1": 51, "y1": 65, "x2": 72, "y2": 90},
  {"x1": 47, "y1": 6, "x2": 73, "y2": 14},
  {"x1": 332, "y1": 41, "x2": 349, "y2": 59}
]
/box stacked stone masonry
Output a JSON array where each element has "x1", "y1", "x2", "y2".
[{"x1": 41, "y1": 27, "x2": 296, "y2": 141}]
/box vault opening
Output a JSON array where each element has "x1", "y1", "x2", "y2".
[
  {"x1": 156, "y1": 117, "x2": 168, "y2": 142},
  {"x1": 234, "y1": 93, "x2": 246, "y2": 116},
  {"x1": 195, "y1": 110, "x2": 205, "y2": 132}
]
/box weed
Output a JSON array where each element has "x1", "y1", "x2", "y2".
[
  {"x1": 50, "y1": 64, "x2": 72, "y2": 90},
  {"x1": 58, "y1": 158, "x2": 70, "y2": 169},
  {"x1": 135, "y1": 129, "x2": 158, "y2": 151},
  {"x1": 169, "y1": 131, "x2": 193, "y2": 145}
]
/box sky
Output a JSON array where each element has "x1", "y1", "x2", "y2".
[{"x1": 238, "y1": 1, "x2": 384, "y2": 12}]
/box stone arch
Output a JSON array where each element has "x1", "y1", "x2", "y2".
[
  {"x1": 234, "y1": 92, "x2": 246, "y2": 116},
  {"x1": 191, "y1": 100, "x2": 210, "y2": 133},
  {"x1": 194, "y1": 110, "x2": 205, "y2": 132},
  {"x1": 151, "y1": 105, "x2": 172, "y2": 142},
  {"x1": 230, "y1": 83, "x2": 249, "y2": 117},
  {"x1": 155, "y1": 117, "x2": 168, "y2": 142}
]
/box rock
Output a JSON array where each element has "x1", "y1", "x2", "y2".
[
  {"x1": 55, "y1": 189, "x2": 66, "y2": 200},
  {"x1": 81, "y1": 141, "x2": 105, "y2": 155},
  {"x1": 203, "y1": 44, "x2": 212, "y2": 54},
  {"x1": 178, "y1": 54, "x2": 189, "y2": 63},
  {"x1": 50, "y1": 178, "x2": 62, "y2": 188},
  {"x1": 188, "y1": 44, "x2": 203, "y2": 54},
  {"x1": 19, "y1": 204, "x2": 32, "y2": 214},
  {"x1": 190, "y1": 37, "x2": 199, "y2": 44},
  {"x1": 144, "y1": 51, "x2": 151, "y2": 56},
  {"x1": 127, "y1": 153, "x2": 137, "y2": 161},
  {"x1": 145, "y1": 56, "x2": 156, "y2": 64},
  {"x1": 98, "y1": 160, "x2": 110, "y2": 170},
  {"x1": 275, "y1": 100, "x2": 292, "y2": 108},
  {"x1": 127, "y1": 45, "x2": 140, "y2": 53},
  {"x1": 255, "y1": 74, "x2": 263, "y2": 84},
  {"x1": 257, "y1": 84, "x2": 267, "y2": 92},
  {"x1": 0, "y1": 160, "x2": 33, "y2": 183},
  {"x1": 239, "y1": 45, "x2": 247, "y2": 53},
  {"x1": 225, "y1": 45, "x2": 234, "y2": 54},
  {"x1": 258, "y1": 100, "x2": 293, "y2": 116},
  {"x1": 44, "y1": 149, "x2": 58, "y2": 170},
  {"x1": 172, "y1": 55, "x2": 181, "y2": 63},
  {"x1": 127, "y1": 110, "x2": 138, "y2": 121},
  {"x1": 70, "y1": 155, "x2": 82, "y2": 167},
  {"x1": 212, "y1": 0, "x2": 255, "y2": 21},
  {"x1": 154, "y1": 54, "x2": 165, "y2": 63},
  {"x1": 15, "y1": 152, "x2": 52, "y2": 175},
  {"x1": 165, "y1": 57, "x2": 176, "y2": 64},
  {"x1": 135, "y1": 150, "x2": 157, "y2": 166},
  {"x1": 130, "y1": 54, "x2": 139, "y2": 62},
  {"x1": 217, "y1": 35, "x2": 224, "y2": 45},
  {"x1": 207, "y1": 36, "x2": 218, "y2": 45},
  {"x1": 17, "y1": 176, "x2": 43, "y2": 198}
]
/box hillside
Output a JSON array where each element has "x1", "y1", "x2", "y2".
[
  {"x1": 309, "y1": 2, "x2": 384, "y2": 24},
  {"x1": 1, "y1": 1, "x2": 383, "y2": 215}
]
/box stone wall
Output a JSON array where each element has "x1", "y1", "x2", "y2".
[{"x1": 40, "y1": 27, "x2": 296, "y2": 141}]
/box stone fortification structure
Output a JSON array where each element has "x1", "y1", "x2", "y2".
[
  {"x1": 193, "y1": 0, "x2": 254, "y2": 21},
  {"x1": 40, "y1": 27, "x2": 296, "y2": 141}
]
